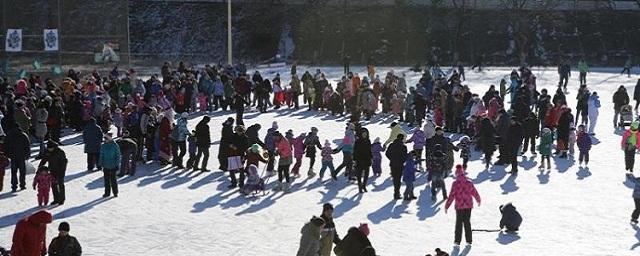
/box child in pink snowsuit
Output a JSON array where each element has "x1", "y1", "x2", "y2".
[
  {"x1": 290, "y1": 133, "x2": 307, "y2": 176},
  {"x1": 32, "y1": 167, "x2": 55, "y2": 206},
  {"x1": 198, "y1": 92, "x2": 208, "y2": 112}
]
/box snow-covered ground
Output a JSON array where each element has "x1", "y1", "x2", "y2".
[{"x1": 1, "y1": 66, "x2": 640, "y2": 256}]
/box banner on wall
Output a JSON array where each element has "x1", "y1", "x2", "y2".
[
  {"x1": 43, "y1": 29, "x2": 59, "y2": 51},
  {"x1": 5, "y1": 29, "x2": 22, "y2": 52}
]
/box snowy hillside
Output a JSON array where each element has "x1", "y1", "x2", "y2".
[{"x1": 1, "y1": 66, "x2": 639, "y2": 256}]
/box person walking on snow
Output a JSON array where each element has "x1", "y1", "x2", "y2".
[
  {"x1": 38, "y1": 141, "x2": 68, "y2": 205},
  {"x1": 576, "y1": 125, "x2": 592, "y2": 167},
  {"x1": 371, "y1": 138, "x2": 384, "y2": 177},
  {"x1": 402, "y1": 151, "x2": 418, "y2": 201},
  {"x1": 613, "y1": 85, "x2": 630, "y2": 129},
  {"x1": 407, "y1": 128, "x2": 426, "y2": 170},
  {"x1": 578, "y1": 59, "x2": 589, "y2": 85},
  {"x1": 296, "y1": 216, "x2": 325, "y2": 256},
  {"x1": 383, "y1": 122, "x2": 407, "y2": 147},
  {"x1": 445, "y1": 165, "x2": 481, "y2": 246},
  {"x1": 100, "y1": 133, "x2": 121, "y2": 198},
  {"x1": 354, "y1": 128, "x2": 373, "y2": 193},
  {"x1": 621, "y1": 121, "x2": 640, "y2": 173},
  {"x1": 538, "y1": 128, "x2": 554, "y2": 170},
  {"x1": 387, "y1": 134, "x2": 408, "y2": 200},
  {"x1": 319, "y1": 203, "x2": 341, "y2": 256},
  {"x1": 303, "y1": 127, "x2": 322, "y2": 175},
  {"x1": 587, "y1": 91, "x2": 600, "y2": 135},
  {"x1": 627, "y1": 173, "x2": 640, "y2": 225}
]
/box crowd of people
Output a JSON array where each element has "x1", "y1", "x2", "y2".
[{"x1": 1, "y1": 58, "x2": 639, "y2": 255}]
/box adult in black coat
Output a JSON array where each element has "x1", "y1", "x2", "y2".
[
  {"x1": 500, "y1": 203, "x2": 523, "y2": 232},
  {"x1": 246, "y1": 124, "x2": 265, "y2": 147},
  {"x1": 522, "y1": 111, "x2": 539, "y2": 155},
  {"x1": 613, "y1": 85, "x2": 630, "y2": 128},
  {"x1": 478, "y1": 118, "x2": 496, "y2": 169},
  {"x1": 552, "y1": 88, "x2": 566, "y2": 106},
  {"x1": 38, "y1": 141, "x2": 68, "y2": 204},
  {"x1": 334, "y1": 226, "x2": 376, "y2": 256},
  {"x1": 218, "y1": 117, "x2": 234, "y2": 172},
  {"x1": 634, "y1": 79, "x2": 640, "y2": 110},
  {"x1": 353, "y1": 128, "x2": 373, "y2": 193},
  {"x1": 386, "y1": 134, "x2": 408, "y2": 200},
  {"x1": 193, "y1": 116, "x2": 211, "y2": 171},
  {"x1": 557, "y1": 108, "x2": 574, "y2": 158},
  {"x1": 506, "y1": 117, "x2": 524, "y2": 174},
  {"x1": 228, "y1": 126, "x2": 249, "y2": 188},
  {"x1": 427, "y1": 127, "x2": 450, "y2": 155},
  {"x1": 6, "y1": 124, "x2": 30, "y2": 191}
]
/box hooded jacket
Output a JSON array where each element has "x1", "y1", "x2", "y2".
[
  {"x1": 499, "y1": 203, "x2": 523, "y2": 231},
  {"x1": 82, "y1": 119, "x2": 103, "y2": 154},
  {"x1": 383, "y1": 125, "x2": 407, "y2": 147},
  {"x1": 11, "y1": 210, "x2": 53, "y2": 256},
  {"x1": 445, "y1": 168, "x2": 481, "y2": 210},
  {"x1": 296, "y1": 217, "x2": 324, "y2": 256}
]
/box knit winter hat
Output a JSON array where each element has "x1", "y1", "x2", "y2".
[
  {"x1": 542, "y1": 127, "x2": 551, "y2": 134},
  {"x1": 58, "y1": 222, "x2": 70, "y2": 232},
  {"x1": 632, "y1": 121, "x2": 640, "y2": 131},
  {"x1": 250, "y1": 144, "x2": 261, "y2": 153},
  {"x1": 358, "y1": 223, "x2": 370, "y2": 236},
  {"x1": 455, "y1": 164, "x2": 465, "y2": 177},
  {"x1": 272, "y1": 121, "x2": 278, "y2": 130}
]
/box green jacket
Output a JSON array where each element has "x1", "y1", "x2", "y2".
[
  {"x1": 578, "y1": 61, "x2": 589, "y2": 73},
  {"x1": 538, "y1": 132, "x2": 554, "y2": 156},
  {"x1": 384, "y1": 125, "x2": 407, "y2": 147}
]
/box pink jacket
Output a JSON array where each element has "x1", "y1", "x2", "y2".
[
  {"x1": 276, "y1": 139, "x2": 293, "y2": 159},
  {"x1": 291, "y1": 135, "x2": 306, "y2": 158},
  {"x1": 15, "y1": 79, "x2": 28, "y2": 95},
  {"x1": 445, "y1": 172, "x2": 481, "y2": 210},
  {"x1": 621, "y1": 130, "x2": 640, "y2": 150},
  {"x1": 32, "y1": 173, "x2": 54, "y2": 195}
]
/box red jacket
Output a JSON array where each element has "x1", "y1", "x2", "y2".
[
  {"x1": 11, "y1": 211, "x2": 52, "y2": 256},
  {"x1": 445, "y1": 170, "x2": 481, "y2": 210}
]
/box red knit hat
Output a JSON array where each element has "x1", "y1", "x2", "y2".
[{"x1": 358, "y1": 223, "x2": 370, "y2": 236}]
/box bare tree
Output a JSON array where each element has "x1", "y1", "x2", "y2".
[{"x1": 498, "y1": 0, "x2": 561, "y2": 65}]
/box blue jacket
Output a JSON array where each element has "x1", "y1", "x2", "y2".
[
  {"x1": 264, "y1": 128, "x2": 278, "y2": 151},
  {"x1": 172, "y1": 118, "x2": 189, "y2": 142},
  {"x1": 99, "y1": 141, "x2": 121, "y2": 170},
  {"x1": 628, "y1": 174, "x2": 640, "y2": 199},
  {"x1": 402, "y1": 158, "x2": 417, "y2": 183},
  {"x1": 199, "y1": 77, "x2": 214, "y2": 95},
  {"x1": 82, "y1": 119, "x2": 103, "y2": 154},
  {"x1": 213, "y1": 79, "x2": 224, "y2": 96}
]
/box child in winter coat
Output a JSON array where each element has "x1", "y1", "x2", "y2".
[
  {"x1": 275, "y1": 133, "x2": 293, "y2": 192},
  {"x1": 319, "y1": 140, "x2": 336, "y2": 181},
  {"x1": 445, "y1": 164, "x2": 481, "y2": 245},
  {"x1": 198, "y1": 92, "x2": 208, "y2": 113},
  {"x1": 402, "y1": 151, "x2": 418, "y2": 200},
  {"x1": 296, "y1": 216, "x2": 325, "y2": 256},
  {"x1": 500, "y1": 203, "x2": 523, "y2": 232},
  {"x1": 113, "y1": 108, "x2": 123, "y2": 137},
  {"x1": 290, "y1": 132, "x2": 307, "y2": 177},
  {"x1": 407, "y1": 128, "x2": 426, "y2": 170},
  {"x1": 538, "y1": 128, "x2": 554, "y2": 170},
  {"x1": 568, "y1": 126, "x2": 577, "y2": 157},
  {"x1": 33, "y1": 166, "x2": 55, "y2": 206},
  {"x1": 627, "y1": 173, "x2": 640, "y2": 224},
  {"x1": 456, "y1": 136, "x2": 472, "y2": 169},
  {"x1": 576, "y1": 125, "x2": 592, "y2": 166},
  {"x1": 371, "y1": 138, "x2": 384, "y2": 176},
  {"x1": 186, "y1": 130, "x2": 197, "y2": 169}
]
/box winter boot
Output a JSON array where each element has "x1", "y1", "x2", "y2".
[{"x1": 308, "y1": 170, "x2": 316, "y2": 178}]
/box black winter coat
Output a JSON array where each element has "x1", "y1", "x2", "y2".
[
  {"x1": 246, "y1": 124, "x2": 264, "y2": 147},
  {"x1": 557, "y1": 111, "x2": 574, "y2": 139},
  {"x1": 38, "y1": 147, "x2": 68, "y2": 179},
  {"x1": 613, "y1": 89, "x2": 630, "y2": 111},
  {"x1": 523, "y1": 114, "x2": 539, "y2": 138},
  {"x1": 428, "y1": 135, "x2": 451, "y2": 154},
  {"x1": 303, "y1": 134, "x2": 322, "y2": 157},
  {"x1": 116, "y1": 138, "x2": 138, "y2": 153},
  {"x1": 334, "y1": 227, "x2": 376, "y2": 256},
  {"x1": 48, "y1": 235, "x2": 82, "y2": 256},
  {"x1": 386, "y1": 138, "x2": 408, "y2": 169},
  {"x1": 353, "y1": 138, "x2": 372, "y2": 167},
  {"x1": 195, "y1": 120, "x2": 211, "y2": 147},
  {"x1": 5, "y1": 128, "x2": 30, "y2": 160},
  {"x1": 500, "y1": 203, "x2": 523, "y2": 231},
  {"x1": 219, "y1": 122, "x2": 234, "y2": 155},
  {"x1": 229, "y1": 133, "x2": 249, "y2": 157},
  {"x1": 634, "y1": 81, "x2": 640, "y2": 101},
  {"x1": 506, "y1": 122, "x2": 524, "y2": 151},
  {"x1": 478, "y1": 118, "x2": 496, "y2": 155}
]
